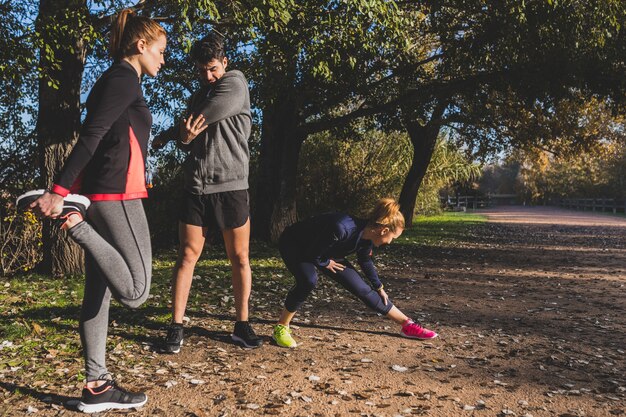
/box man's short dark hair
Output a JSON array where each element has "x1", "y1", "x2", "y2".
[{"x1": 191, "y1": 32, "x2": 225, "y2": 63}]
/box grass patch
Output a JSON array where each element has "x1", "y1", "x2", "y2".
[{"x1": 397, "y1": 211, "x2": 487, "y2": 246}]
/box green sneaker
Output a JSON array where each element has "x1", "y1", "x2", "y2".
[{"x1": 272, "y1": 324, "x2": 298, "y2": 348}]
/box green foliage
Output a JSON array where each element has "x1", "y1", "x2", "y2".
[
  {"x1": 297, "y1": 129, "x2": 412, "y2": 218},
  {"x1": 514, "y1": 139, "x2": 626, "y2": 202},
  {"x1": 0, "y1": 2, "x2": 38, "y2": 193},
  {"x1": 474, "y1": 96, "x2": 626, "y2": 203},
  {"x1": 451, "y1": 92, "x2": 626, "y2": 160},
  {"x1": 416, "y1": 136, "x2": 482, "y2": 215},
  {"x1": 0, "y1": 1, "x2": 37, "y2": 83},
  {"x1": 237, "y1": 0, "x2": 409, "y2": 118},
  {"x1": 0, "y1": 207, "x2": 42, "y2": 276},
  {"x1": 297, "y1": 128, "x2": 479, "y2": 219},
  {"x1": 34, "y1": 2, "x2": 95, "y2": 88},
  {"x1": 415, "y1": 0, "x2": 626, "y2": 160}
]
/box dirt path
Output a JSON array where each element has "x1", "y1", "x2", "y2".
[
  {"x1": 479, "y1": 205, "x2": 626, "y2": 227},
  {"x1": 4, "y1": 207, "x2": 625, "y2": 416}
]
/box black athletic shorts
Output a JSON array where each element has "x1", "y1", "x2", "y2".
[{"x1": 179, "y1": 189, "x2": 249, "y2": 231}]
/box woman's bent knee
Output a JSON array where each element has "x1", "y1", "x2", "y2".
[
  {"x1": 117, "y1": 278, "x2": 150, "y2": 308},
  {"x1": 119, "y1": 293, "x2": 149, "y2": 309},
  {"x1": 298, "y1": 277, "x2": 317, "y2": 294}
]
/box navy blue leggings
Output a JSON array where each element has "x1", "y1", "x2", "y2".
[{"x1": 279, "y1": 232, "x2": 394, "y2": 315}]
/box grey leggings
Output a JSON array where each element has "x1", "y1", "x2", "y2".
[{"x1": 68, "y1": 199, "x2": 152, "y2": 381}]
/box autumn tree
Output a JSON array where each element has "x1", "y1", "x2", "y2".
[
  {"x1": 390, "y1": 0, "x2": 626, "y2": 224},
  {"x1": 476, "y1": 96, "x2": 625, "y2": 203}
]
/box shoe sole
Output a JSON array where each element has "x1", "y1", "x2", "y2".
[
  {"x1": 231, "y1": 334, "x2": 263, "y2": 349},
  {"x1": 163, "y1": 339, "x2": 183, "y2": 354},
  {"x1": 64, "y1": 194, "x2": 91, "y2": 208},
  {"x1": 16, "y1": 190, "x2": 91, "y2": 211},
  {"x1": 77, "y1": 396, "x2": 147, "y2": 413},
  {"x1": 16, "y1": 190, "x2": 46, "y2": 211},
  {"x1": 271, "y1": 334, "x2": 297, "y2": 348},
  {"x1": 400, "y1": 332, "x2": 438, "y2": 340}
]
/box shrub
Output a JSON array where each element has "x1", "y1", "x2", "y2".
[
  {"x1": 297, "y1": 130, "x2": 411, "y2": 218},
  {"x1": 297, "y1": 130, "x2": 479, "y2": 219},
  {"x1": 1, "y1": 203, "x2": 42, "y2": 276}
]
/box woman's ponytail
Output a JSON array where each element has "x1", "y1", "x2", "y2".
[
  {"x1": 109, "y1": 9, "x2": 134, "y2": 60},
  {"x1": 109, "y1": 8, "x2": 165, "y2": 60}
]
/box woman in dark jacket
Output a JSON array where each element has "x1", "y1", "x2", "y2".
[{"x1": 272, "y1": 198, "x2": 438, "y2": 348}]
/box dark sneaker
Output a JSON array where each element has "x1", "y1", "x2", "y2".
[
  {"x1": 56, "y1": 202, "x2": 89, "y2": 229},
  {"x1": 16, "y1": 189, "x2": 90, "y2": 229},
  {"x1": 162, "y1": 323, "x2": 184, "y2": 354},
  {"x1": 231, "y1": 321, "x2": 263, "y2": 348},
  {"x1": 77, "y1": 378, "x2": 147, "y2": 413}
]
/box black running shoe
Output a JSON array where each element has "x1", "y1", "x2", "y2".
[
  {"x1": 162, "y1": 323, "x2": 184, "y2": 354},
  {"x1": 16, "y1": 189, "x2": 90, "y2": 229},
  {"x1": 76, "y1": 378, "x2": 147, "y2": 413},
  {"x1": 231, "y1": 321, "x2": 263, "y2": 348}
]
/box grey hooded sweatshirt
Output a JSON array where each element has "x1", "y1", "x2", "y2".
[{"x1": 180, "y1": 70, "x2": 252, "y2": 195}]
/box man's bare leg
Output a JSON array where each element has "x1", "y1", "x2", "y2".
[
  {"x1": 172, "y1": 222, "x2": 207, "y2": 323},
  {"x1": 223, "y1": 219, "x2": 262, "y2": 348},
  {"x1": 163, "y1": 222, "x2": 207, "y2": 354}
]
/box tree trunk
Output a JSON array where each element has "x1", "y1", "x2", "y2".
[
  {"x1": 36, "y1": 0, "x2": 88, "y2": 276},
  {"x1": 398, "y1": 102, "x2": 447, "y2": 227},
  {"x1": 254, "y1": 101, "x2": 305, "y2": 242}
]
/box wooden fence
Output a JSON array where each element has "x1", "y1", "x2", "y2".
[
  {"x1": 442, "y1": 196, "x2": 625, "y2": 213},
  {"x1": 442, "y1": 194, "x2": 518, "y2": 210},
  {"x1": 559, "y1": 198, "x2": 626, "y2": 214}
]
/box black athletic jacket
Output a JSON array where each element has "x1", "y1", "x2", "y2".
[
  {"x1": 282, "y1": 213, "x2": 382, "y2": 290},
  {"x1": 52, "y1": 61, "x2": 151, "y2": 201}
]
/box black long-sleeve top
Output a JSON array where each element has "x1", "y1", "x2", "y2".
[
  {"x1": 283, "y1": 213, "x2": 382, "y2": 289},
  {"x1": 51, "y1": 61, "x2": 152, "y2": 201}
]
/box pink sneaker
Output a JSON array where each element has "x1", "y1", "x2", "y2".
[{"x1": 401, "y1": 319, "x2": 438, "y2": 340}]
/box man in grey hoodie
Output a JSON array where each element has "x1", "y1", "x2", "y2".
[{"x1": 154, "y1": 32, "x2": 262, "y2": 351}]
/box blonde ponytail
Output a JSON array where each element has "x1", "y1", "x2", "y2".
[
  {"x1": 109, "y1": 8, "x2": 166, "y2": 60},
  {"x1": 367, "y1": 198, "x2": 405, "y2": 231}
]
